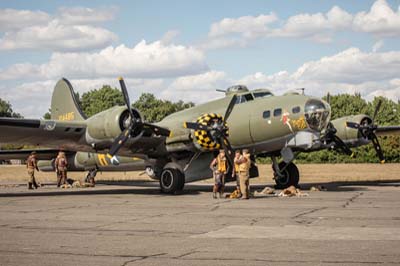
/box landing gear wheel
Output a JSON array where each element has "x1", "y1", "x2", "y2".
[
  {"x1": 159, "y1": 168, "x2": 185, "y2": 194},
  {"x1": 273, "y1": 162, "x2": 299, "y2": 189}
]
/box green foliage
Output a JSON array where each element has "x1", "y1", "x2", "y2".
[
  {"x1": 132, "y1": 93, "x2": 194, "y2": 122},
  {"x1": 80, "y1": 85, "x2": 125, "y2": 117},
  {"x1": 0, "y1": 98, "x2": 21, "y2": 118}
]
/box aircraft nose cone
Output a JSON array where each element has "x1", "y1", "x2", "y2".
[{"x1": 304, "y1": 99, "x2": 331, "y2": 131}]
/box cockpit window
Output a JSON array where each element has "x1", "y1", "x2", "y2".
[
  {"x1": 235, "y1": 93, "x2": 254, "y2": 104},
  {"x1": 304, "y1": 99, "x2": 331, "y2": 131},
  {"x1": 253, "y1": 92, "x2": 272, "y2": 98}
]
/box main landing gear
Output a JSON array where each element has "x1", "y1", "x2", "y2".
[
  {"x1": 159, "y1": 166, "x2": 185, "y2": 194},
  {"x1": 272, "y1": 156, "x2": 299, "y2": 189}
]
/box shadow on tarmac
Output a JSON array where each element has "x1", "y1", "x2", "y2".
[{"x1": 0, "y1": 179, "x2": 399, "y2": 198}]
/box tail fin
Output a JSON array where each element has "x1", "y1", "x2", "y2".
[{"x1": 51, "y1": 78, "x2": 86, "y2": 121}]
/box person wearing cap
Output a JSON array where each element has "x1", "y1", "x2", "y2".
[
  {"x1": 26, "y1": 152, "x2": 39, "y2": 189},
  {"x1": 234, "y1": 149, "x2": 252, "y2": 199},
  {"x1": 210, "y1": 149, "x2": 228, "y2": 198},
  {"x1": 55, "y1": 151, "x2": 68, "y2": 187}
]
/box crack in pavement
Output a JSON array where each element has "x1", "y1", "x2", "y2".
[
  {"x1": 343, "y1": 192, "x2": 364, "y2": 208},
  {"x1": 120, "y1": 253, "x2": 167, "y2": 266}
]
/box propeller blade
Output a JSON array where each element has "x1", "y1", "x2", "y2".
[
  {"x1": 183, "y1": 122, "x2": 211, "y2": 131},
  {"x1": 223, "y1": 95, "x2": 237, "y2": 121},
  {"x1": 118, "y1": 77, "x2": 134, "y2": 117},
  {"x1": 142, "y1": 122, "x2": 171, "y2": 137},
  {"x1": 107, "y1": 128, "x2": 131, "y2": 157},
  {"x1": 372, "y1": 99, "x2": 382, "y2": 122},
  {"x1": 326, "y1": 92, "x2": 330, "y2": 105},
  {"x1": 370, "y1": 133, "x2": 385, "y2": 163},
  {"x1": 332, "y1": 135, "x2": 354, "y2": 157}
]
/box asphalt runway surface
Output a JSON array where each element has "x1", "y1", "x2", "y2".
[{"x1": 0, "y1": 181, "x2": 400, "y2": 266}]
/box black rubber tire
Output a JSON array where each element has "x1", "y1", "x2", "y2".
[
  {"x1": 159, "y1": 168, "x2": 185, "y2": 194},
  {"x1": 273, "y1": 162, "x2": 299, "y2": 189}
]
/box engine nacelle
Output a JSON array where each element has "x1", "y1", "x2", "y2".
[
  {"x1": 37, "y1": 152, "x2": 98, "y2": 172},
  {"x1": 85, "y1": 106, "x2": 141, "y2": 142},
  {"x1": 330, "y1": 114, "x2": 372, "y2": 147}
]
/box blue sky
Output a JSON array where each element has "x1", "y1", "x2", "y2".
[{"x1": 0, "y1": 0, "x2": 400, "y2": 117}]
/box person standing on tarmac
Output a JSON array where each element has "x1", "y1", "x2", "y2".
[
  {"x1": 232, "y1": 150, "x2": 242, "y2": 198},
  {"x1": 55, "y1": 151, "x2": 68, "y2": 187},
  {"x1": 234, "y1": 149, "x2": 251, "y2": 199},
  {"x1": 26, "y1": 151, "x2": 39, "y2": 190},
  {"x1": 210, "y1": 149, "x2": 228, "y2": 199}
]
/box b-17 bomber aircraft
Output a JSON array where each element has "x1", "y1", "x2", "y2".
[{"x1": 0, "y1": 78, "x2": 399, "y2": 193}]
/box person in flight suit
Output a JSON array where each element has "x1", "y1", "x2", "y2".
[
  {"x1": 26, "y1": 151, "x2": 39, "y2": 189},
  {"x1": 231, "y1": 150, "x2": 242, "y2": 198},
  {"x1": 55, "y1": 151, "x2": 68, "y2": 187},
  {"x1": 234, "y1": 149, "x2": 251, "y2": 199},
  {"x1": 210, "y1": 149, "x2": 228, "y2": 199}
]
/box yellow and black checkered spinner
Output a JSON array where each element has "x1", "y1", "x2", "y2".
[{"x1": 193, "y1": 113, "x2": 229, "y2": 150}]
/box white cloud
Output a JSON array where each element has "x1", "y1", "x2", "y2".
[
  {"x1": 163, "y1": 71, "x2": 228, "y2": 103},
  {"x1": 57, "y1": 6, "x2": 117, "y2": 25},
  {"x1": 0, "y1": 8, "x2": 50, "y2": 31},
  {"x1": 272, "y1": 6, "x2": 352, "y2": 42},
  {"x1": 353, "y1": 0, "x2": 400, "y2": 37},
  {"x1": 209, "y1": 13, "x2": 278, "y2": 38},
  {"x1": 0, "y1": 20, "x2": 117, "y2": 51},
  {"x1": 293, "y1": 48, "x2": 400, "y2": 83},
  {"x1": 238, "y1": 48, "x2": 400, "y2": 101},
  {"x1": 0, "y1": 7, "x2": 118, "y2": 52},
  {"x1": 0, "y1": 40, "x2": 208, "y2": 80},
  {"x1": 204, "y1": 0, "x2": 400, "y2": 49}
]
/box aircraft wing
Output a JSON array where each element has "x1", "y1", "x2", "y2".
[
  {"x1": 0, "y1": 117, "x2": 89, "y2": 151},
  {"x1": 0, "y1": 149, "x2": 73, "y2": 160},
  {"x1": 375, "y1": 126, "x2": 400, "y2": 136}
]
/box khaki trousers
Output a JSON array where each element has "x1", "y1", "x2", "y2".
[
  {"x1": 239, "y1": 172, "x2": 250, "y2": 199},
  {"x1": 28, "y1": 169, "x2": 38, "y2": 188}
]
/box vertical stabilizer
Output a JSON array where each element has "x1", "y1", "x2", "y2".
[{"x1": 51, "y1": 78, "x2": 86, "y2": 121}]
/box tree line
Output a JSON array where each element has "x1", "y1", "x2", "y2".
[{"x1": 1, "y1": 87, "x2": 399, "y2": 163}]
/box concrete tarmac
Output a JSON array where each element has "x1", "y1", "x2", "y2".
[{"x1": 0, "y1": 181, "x2": 400, "y2": 266}]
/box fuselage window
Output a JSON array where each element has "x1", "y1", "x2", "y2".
[
  {"x1": 263, "y1": 110, "x2": 270, "y2": 119},
  {"x1": 292, "y1": 106, "x2": 301, "y2": 114},
  {"x1": 273, "y1": 108, "x2": 282, "y2": 117}
]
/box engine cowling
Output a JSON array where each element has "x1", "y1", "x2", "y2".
[
  {"x1": 86, "y1": 106, "x2": 142, "y2": 142},
  {"x1": 330, "y1": 114, "x2": 372, "y2": 146}
]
